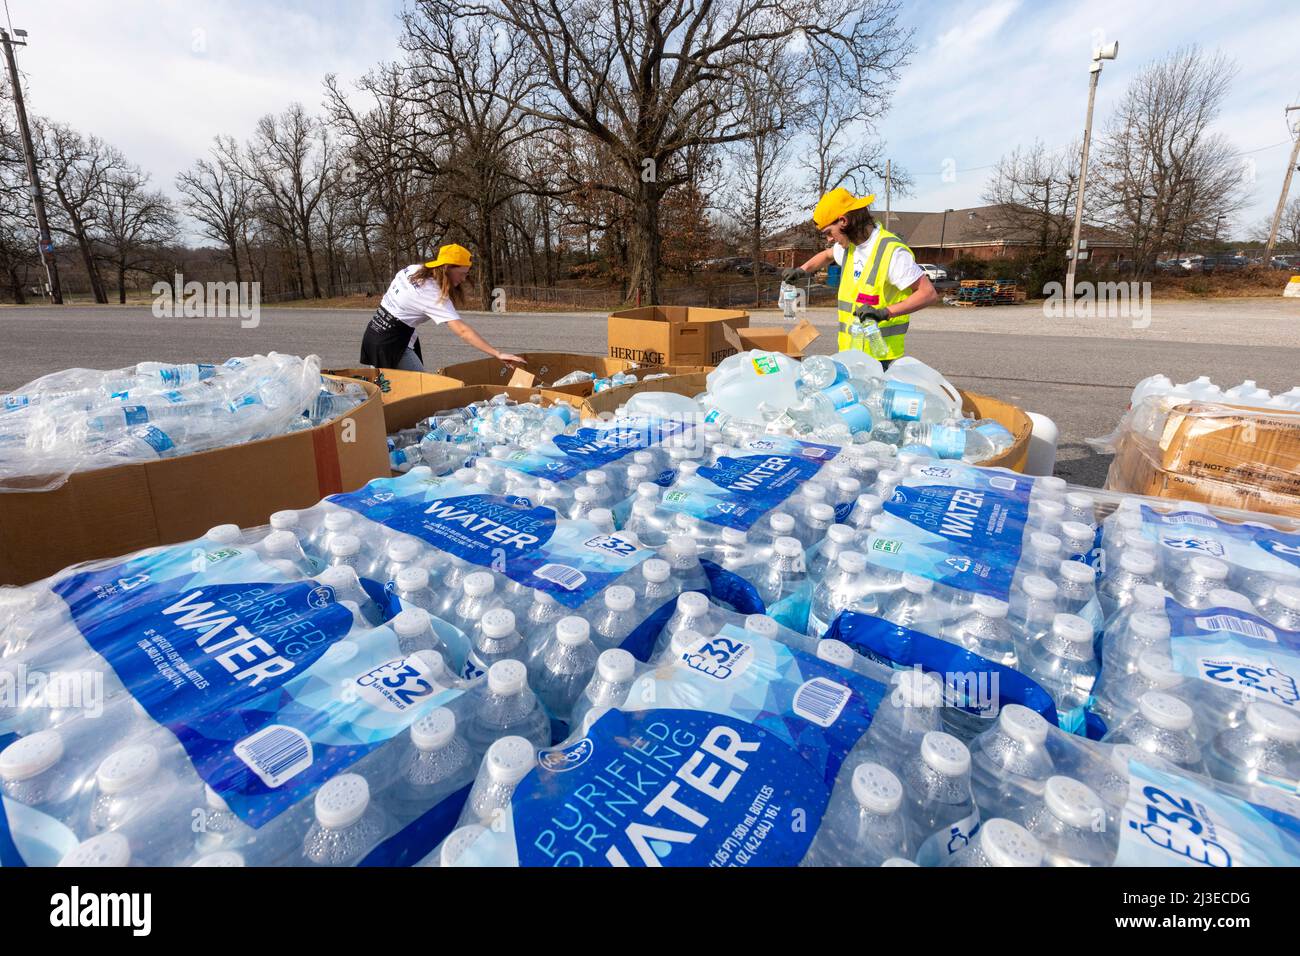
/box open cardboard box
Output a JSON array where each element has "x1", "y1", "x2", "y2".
[
  {"x1": 434, "y1": 352, "x2": 636, "y2": 397},
  {"x1": 324, "y1": 366, "x2": 463, "y2": 404},
  {"x1": 383, "y1": 384, "x2": 592, "y2": 434},
  {"x1": 730, "y1": 319, "x2": 821, "y2": 359},
  {"x1": 0, "y1": 377, "x2": 391, "y2": 586},
  {"x1": 607, "y1": 306, "x2": 749, "y2": 366}
]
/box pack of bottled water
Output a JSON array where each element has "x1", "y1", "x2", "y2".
[{"x1": 0, "y1": 354, "x2": 367, "y2": 491}]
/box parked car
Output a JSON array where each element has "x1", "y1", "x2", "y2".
[
  {"x1": 1177, "y1": 256, "x2": 1204, "y2": 271},
  {"x1": 918, "y1": 263, "x2": 948, "y2": 281},
  {"x1": 731, "y1": 258, "x2": 779, "y2": 276},
  {"x1": 1271, "y1": 255, "x2": 1299, "y2": 270},
  {"x1": 1200, "y1": 255, "x2": 1249, "y2": 273}
]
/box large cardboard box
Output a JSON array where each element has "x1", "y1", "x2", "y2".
[
  {"x1": 734, "y1": 319, "x2": 821, "y2": 358},
  {"x1": 383, "y1": 385, "x2": 592, "y2": 435},
  {"x1": 607, "y1": 306, "x2": 749, "y2": 366},
  {"x1": 435, "y1": 352, "x2": 635, "y2": 397},
  {"x1": 324, "y1": 366, "x2": 462, "y2": 404},
  {"x1": 1106, "y1": 401, "x2": 1300, "y2": 518},
  {"x1": 0, "y1": 378, "x2": 391, "y2": 586}
]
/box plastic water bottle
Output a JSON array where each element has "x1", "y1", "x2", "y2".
[
  {"x1": 522, "y1": 591, "x2": 566, "y2": 647},
  {"x1": 1020, "y1": 614, "x2": 1098, "y2": 719},
  {"x1": 969, "y1": 704, "x2": 1056, "y2": 818},
  {"x1": 902, "y1": 731, "x2": 979, "y2": 866},
  {"x1": 635, "y1": 558, "x2": 679, "y2": 609},
  {"x1": 943, "y1": 817, "x2": 1042, "y2": 868},
  {"x1": 1172, "y1": 556, "x2": 1231, "y2": 610},
  {"x1": 307, "y1": 510, "x2": 358, "y2": 560},
  {"x1": 1008, "y1": 575, "x2": 1059, "y2": 657},
  {"x1": 1265, "y1": 585, "x2": 1300, "y2": 630},
  {"x1": 326, "y1": 534, "x2": 366, "y2": 573},
  {"x1": 1013, "y1": 533, "x2": 1064, "y2": 589},
  {"x1": 1018, "y1": 776, "x2": 1113, "y2": 866},
  {"x1": 1098, "y1": 551, "x2": 1159, "y2": 619},
  {"x1": 1026, "y1": 499, "x2": 1067, "y2": 537},
  {"x1": 796, "y1": 502, "x2": 837, "y2": 549},
  {"x1": 391, "y1": 607, "x2": 453, "y2": 659},
  {"x1": 452, "y1": 571, "x2": 504, "y2": 639},
  {"x1": 1102, "y1": 691, "x2": 1204, "y2": 772},
  {"x1": 1204, "y1": 701, "x2": 1300, "y2": 792},
  {"x1": 1058, "y1": 522, "x2": 1097, "y2": 561},
  {"x1": 1056, "y1": 560, "x2": 1099, "y2": 618},
  {"x1": 856, "y1": 670, "x2": 944, "y2": 775},
  {"x1": 661, "y1": 534, "x2": 710, "y2": 593},
  {"x1": 590, "y1": 586, "x2": 639, "y2": 651},
  {"x1": 755, "y1": 537, "x2": 810, "y2": 632},
  {"x1": 624, "y1": 499, "x2": 670, "y2": 548},
  {"x1": 1102, "y1": 581, "x2": 1167, "y2": 635},
  {"x1": 1099, "y1": 612, "x2": 1171, "y2": 680},
  {"x1": 465, "y1": 736, "x2": 536, "y2": 826},
  {"x1": 527, "y1": 616, "x2": 598, "y2": 722},
  {"x1": 259, "y1": 530, "x2": 316, "y2": 577},
  {"x1": 393, "y1": 567, "x2": 438, "y2": 613},
  {"x1": 943, "y1": 595, "x2": 1018, "y2": 668},
  {"x1": 0, "y1": 729, "x2": 92, "y2": 822},
  {"x1": 570, "y1": 648, "x2": 638, "y2": 736},
  {"x1": 847, "y1": 493, "x2": 884, "y2": 530},
  {"x1": 810, "y1": 525, "x2": 857, "y2": 579},
  {"x1": 1063, "y1": 492, "x2": 1098, "y2": 528},
  {"x1": 808, "y1": 551, "x2": 877, "y2": 638},
  {"x1": 88, "y1": 743, "x2": 193, "y2": 834},
  {"x1": 60, "y1": 831, "x2": 135, "y2": 868},
  {"x1": 1091, "y1": 650, "x2": 1185, "y2": 727},
  {"x1": 468, "y1": 607, "x2": 527, "y2": 674},
  {"x1": 882, "y1": 573, "x2": 945, "y2": 631},
  {"x1": 385, "y1": 708, "x2": 477, "y2": 819},
  {"x1": 803, "y1": 762, "x2": 909, "y2": 867},
  {"x1": 372, "y1": 537, "x2": 424, "y2": 583},
  {"x1": 657, "y1": 592, "x2": 722, "y2": 657},
  {"x1": 466, "y1": 660, "x2": 551, "y2": 754}
]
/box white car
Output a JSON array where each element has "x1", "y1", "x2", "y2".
[{"x1": 919, "y1": 263, "x2": 948, "y2": 281}]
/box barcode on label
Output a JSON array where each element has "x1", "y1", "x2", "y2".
[
  {"x1": 535, "y1": 563, "x2": 587, "y2": 591},
  {"x1": 793, "y1": 677, "x2": 851, "y2": 727},
  {"x1": 1195, "y1": 614, "x2": 1277, "y2": 643},
  {"x1": 235, "y1": 725, "x2": 313, "y2": 788}
]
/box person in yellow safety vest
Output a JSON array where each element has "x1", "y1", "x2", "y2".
[{"x1": 782, "y1": 188, "x2": 939, "y2": 369}]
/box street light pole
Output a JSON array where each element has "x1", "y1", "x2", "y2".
[
  {"x1": 1263, "y1": 105, "x2": 1300, "y2": 266},
  {"x1": 1066, "y1": 41, "x2": 1118, "y2": 302},
  {"x1": 0, "y1": 27, "x2": 62, "y2": 304},
  {"x1": 939, "y1": 208, "x2": 953, "y2": 261}
]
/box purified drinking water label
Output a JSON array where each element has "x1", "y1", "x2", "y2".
[
  {"x1": 1136, "y1": 506, "x2": 1300, "y2": 577},
  {"x1": 1115, "y1": 761, "x2": 1300, "y2": 866},
  {"x1": 499, "y1": 417, "x2": 694, "y2": 482},
  {"x1": 441, "y1": 626, "x2": 886, "y2": 867},
  {"x1": 1164, "y1": 598, "x2": 1300, "y2": 712}
]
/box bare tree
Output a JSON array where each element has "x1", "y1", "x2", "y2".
[
  {"x1": 95, "y1": 165, "x2": 178, "y2": 303},
  {"x1": 981, "y1": 140, "x2": 1081, "y2": 251},
  {"x1": 176, "y1": 136, "x2": 252, "y2": 285},
  {"x1": 1093, "y1": 46, "x2": 1248, "y2": 272}
]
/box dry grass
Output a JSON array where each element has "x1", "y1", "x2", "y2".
[{"x1": 1149, "y1": 267, "x2": 1299, "y2": 299}]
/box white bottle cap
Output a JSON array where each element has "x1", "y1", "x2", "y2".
[
  {"x1": 1136, "y1": 651, "x2": 1180, "y2": 687},
  {"x1": 719, "y1": 528, "x2": 747, "y2": 546},
  {"x1": 95, "y1": 743, "x2": 160, "y2": 795},
  {"x1": 827, "y1": 524, "x2": 856, "y2": 547},
  {"x1": 631, "y1": 498, "x2": 656, "y2": 517},
  {"x1": 999, "y1": 703, "x2": 1049, "y2": 746},
  {"x1": 1044, "y1": 775, "x2": 1105, "y2": 829},
  {"x1": 1036, "y1": 476, "x2": 1067, "y2": 496},
  {"x1": 1134, "y1": 584, "x2": 1168, "y2": 610},
  {"x1": 411, "y1": 707, "x2": 457, "y2": 751},
  {"x1": 597, "y1": 648, "x2": 636, "y2": 683},
  {"x1": 770, "y1": 512, "x2": 796, "y2": 535},
  {"x1": 774, "y1": 537, "x2": 803, "y2": 559},
  {"x1": 1059, "y1": 520, "x2": 1095, "y2": 544},
  {"x1": 323, "y1": 511, "x2": 353, "y2": 532},
  {"x1": 533, "y1": 590, "x2": 557, "y2": 606},
  {"x1": 851, "y1": 762, "x2": 903, "y2": 815},
  {"x1": 1052, "y1": 613, "x2": 1093, "y2": 645},
  {"x1": 262, "y1": 530, "x2": 300, "y2": 555},
  {"x1": 314, "y1": 773, "x2": 370, "y2": 828},
  {"x1": 269, "y1": 510, "x2": 300, "y2": 530},
  {"x1": 743, "y1": 614, "x2": 779, "y2": 638},
  {"x1": 670, "y1": 628, "x2": 705, "y2": 656},
  {"x1": 921, "y1": 732, "x2": 970, "y2": 777},
  {"x1": 487, "y1": 659, "x2": 528, "y2": 695},
  {"x1": 809, "y1": 503, "x2": 836, "y2": 523},
  {"x1": 193, "y1": 850, "x2": 246, "y2": 867},
  {"x1": 1138, "y1": 692, "x2": 1193, "y2": 731},
  {"x1": 836, "y1": 551, "x2": 868, "y2": 575},
  {"x1": 816, "y1": 639, "x2": 856, "y2": 668},
  {"x1": 800, "y1": 483, "x2": 828, "y2": 502},
  {"x1": 488, "y1": 446, "x2": 511, "y2": 460},
  {"x1": 392, "y1": 607, "x2": 432, "y2": 638},
  {"x1": 573, "y1": 486, "x2": 598, "y2": 504},
  {"x1": 485, "y1": 735, "x2": 536, "y2": 785},
  {"x1": 893, "y1": 669, "x2": 942, "y2": 708},
  {"x1": 642, "y1": 558, "x2": 671, "y2": 584},
  {"x1": 60, "y1": 832, "x2": 131, "y2": 868},
  {"x1": 1064, "y1": 491, "x2": 1095, "y2": 510},
  {"x1": 1244, "y1": 701, "x2": 1300, "y2": 743},
  {"x1": 408, "y1": 649, "x2": 447, "y2": 681},
  {"x1": 1188, "y1": 556, "x2": 1229, "y2": 581},
  {"x1": 556, "y1": 616, "x2": 590, "y2": 646},
  {"x1": 462, "y1": 571, "x2": 495, "y2": 598},
  {"x1": 480, "y1": 608, "x2": 517, "y2": 640},
  {"x1": 603, "y1": 585, "x2": 636, "y2": 613},
  {"x1": 1032, "y1": 499, "x2": 1066, "y2": 520},
  {"x1": 901, "y1": 572, "x2": 933, "y2": 594},
  {"x1": 881, "y1": 857, "x2": 919, "y2": 867},
  {"x1": 395, "y1": 566, "x2": 430, "y2": 593},
  {"x1": 407, "y1": 465, "x2": 434, "y2": 480},
  {"x1": 203, "y1": 524, "x2": 242, "y2": 546},
  {"x1": 636, "y1": 482, "x2": 660, "y2": 499},
  {"x1": 1020, "y1": 575, "x2": 1058, "y2": 601},
  {"x1": 1028, "y1": 532, "x2": 1062, "y2": 556},
  {"x1": 971, "y1": 594, "x2": 1009, "y2": 618},
  {"x1": 877, "y1": 469, "x2": 902, "y2": 485},
  {"x1": 328, "y1": 533, "x2": 361, "y2": 558},
  {"x1": 1058, "y1": 561, "x2": 1096, "y2": 587},
  {"x1": 676, "y1": 591, "x2": 709, "y2": 616},
  {"x1": 387, "y1": 538, "x2": 421, "y2": 563},
  {"x1": 583, "y1": 470, "x2": 609, "y2": 488},
  {"x1": 1274, "y1": 585, "x2": 1300, "y2": 611},
  {"x1": 1129, "y1": 612, "x2": 1171, "y2": 642},
  {"x1": 854, "y1": 493, "x2": 883, "y2": 512},
  {"x1": 589, "y1": 508, "x2": 614, "y2": 528},
  {"x1": 0, "y1": 729, "x2": 64, "y2": 782},
  {"x1": 978, "y1": 818, "x2": 1043, "y2": 867},
  {"x1": 1120, "y1": 551, "x2": 1157, "y2": 576},
  {"x1": 440, "y1": 824, "x2": 486, "y2": 867},
  {"x1": 316, "y1": 565, "x2": 361, "y2": 591}
]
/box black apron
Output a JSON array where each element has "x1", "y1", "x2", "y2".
[{"x1": 359, "y1": 305, "x2": 421, "y2": 368}]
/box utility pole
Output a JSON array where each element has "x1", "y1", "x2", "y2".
[
  {"x1": 1, "y1": 27, "x2": 61, "y2": 304},
  {"x1": 884, "y1": 159, "x2": 892, "y2": 232},
  {"x1": 1066, "y1": 41, "x2": 1118, "y2": 301},
  {"x1": 1263, "y1": 105, "x2": 1300, "y2": 265}
]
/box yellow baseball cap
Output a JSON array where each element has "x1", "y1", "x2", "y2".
[
  {"x1": 812, "y1": 188, "x2": 875, "y2": 229},
  {"x1": 424, "y1": 243, "x2": 472, "y2": 268}
]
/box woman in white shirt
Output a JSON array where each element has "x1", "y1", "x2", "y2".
[{"x1": 359, "y1": 243, "x2": 525, "y2": 371}]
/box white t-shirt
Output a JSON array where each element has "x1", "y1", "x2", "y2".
[
  {"x1": 832, "y1": 227, "x2": 925, "y2": 293},
  {"x1": 380, "y1": 265, "x2": 462, "y2": 350}
]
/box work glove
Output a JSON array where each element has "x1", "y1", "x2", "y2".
[
  {"x1": 781, "y1": 267, "x2": 808, "y2": 283},
  {"x1": 852, "y1": 304, "x2": 891, "y2": 322}
]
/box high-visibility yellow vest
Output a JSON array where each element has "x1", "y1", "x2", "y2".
[{"x1": 836, "y1": 227, "x2": 915, "y2": 359}]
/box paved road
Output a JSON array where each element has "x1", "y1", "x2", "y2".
[{"x1": 2, "y1": 298, "x2": 1297, "y2": 488}]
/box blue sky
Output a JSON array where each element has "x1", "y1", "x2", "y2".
[{"x1": 9, "y1": 0, "x2": 1298, "y2": 239}]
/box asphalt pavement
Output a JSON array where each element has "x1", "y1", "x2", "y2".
[{"x1": 2, "y1": 298, "x2": 1297, "y2": 488}]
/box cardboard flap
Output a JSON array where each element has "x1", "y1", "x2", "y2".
[
  {"x1": 788, "y1": 319, "x2": 820, "y2": 351},
  {"x1": 721, "y1": 322, "x2": 745, "y2": 353},
  {"x1": 508, "y1": 367, "x2": 536, "y2": 388}
]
